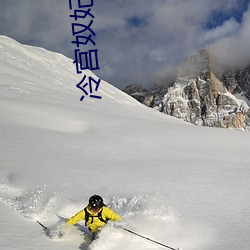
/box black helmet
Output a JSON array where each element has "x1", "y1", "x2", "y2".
[{"x1": 89, "y1": 195, "x2": 104, "y2": 210}]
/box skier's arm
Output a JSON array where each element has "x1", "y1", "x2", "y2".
[
  {"x1": 104, "y1": 207, "x2": 122, "y2": 222},
  {"x1": 67, "y1": 209, "x2": 85, "y2": 225}
]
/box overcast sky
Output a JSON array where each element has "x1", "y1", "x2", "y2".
[{"x1": 0, "y1": 0, "x2": 249, "y2": 89}]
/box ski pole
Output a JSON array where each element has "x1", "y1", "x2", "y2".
[
  {"x1": 122, "y1": 227, "x2": 180, "y2": 250},
  {"x1": 37, "y1": 220, "x2": 48, "y2": 231}
]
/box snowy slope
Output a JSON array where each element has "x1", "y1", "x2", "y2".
[{"x1": 0, "y1": 36, "x2": 250, "y2": 250}]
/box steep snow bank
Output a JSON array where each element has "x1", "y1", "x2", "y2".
[{"x1": 0, "y1": 36, "x2": 250, "y2": 250}]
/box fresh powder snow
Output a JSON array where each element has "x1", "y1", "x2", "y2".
[{"x1": 0, "y1": 35, "x2": 250, "y2": 250}]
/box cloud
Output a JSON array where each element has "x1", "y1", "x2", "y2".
[
  {"x1": 209, "y1": 4, "x2": 250, "y2": 68},
  {"x1": 0, "y1": 0, "x2": 249, "y2": 89},
  {"x1": 0, "y1": 0, "x2": 72, "y2": 54},
  {"x1": 200, "y1": 18, "x2": 240, "y2": 45},
  {"x1": 92, "y1": 0, "x2": 249, "y2": 88}
]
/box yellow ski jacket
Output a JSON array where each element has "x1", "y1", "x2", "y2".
[{"x1": 67, "y1": 206, "x2": 121, "y2": 233}]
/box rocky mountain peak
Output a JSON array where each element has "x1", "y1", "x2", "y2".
[
  {"x1": 123, "y1": 49, "x2": 250, "y2": 130},
  {"x1": 177, "y1": 49, "x2": 210, "y2": 78}
]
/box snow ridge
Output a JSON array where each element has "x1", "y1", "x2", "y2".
[{"x1": 0, "y1": 180, "x2": 206, "y2": 250}]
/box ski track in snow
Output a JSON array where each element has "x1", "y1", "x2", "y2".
[
  {"x1": 0, "y1": 99, "x2": 91, "y2": 134},
  {"x1": 0, "y1": 180, "x2": 211, "y2": 250}
]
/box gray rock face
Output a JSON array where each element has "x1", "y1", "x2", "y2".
[
  {"x1": 123, "y1": 49, "x2": 250, "y2": 130},
  {"x1": 218, "y1": 66, "x2": 250, "y2": 99}
]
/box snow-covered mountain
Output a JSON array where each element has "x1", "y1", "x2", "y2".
[
  {"x1": 124, "y1": 49, "x2": 250, "y2": 130},
  {"x1": 1, "y1": 36, "x2": 250, "y2": 250}
]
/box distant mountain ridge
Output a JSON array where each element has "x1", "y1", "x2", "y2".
[{"x1": 123, "y1": 49, "x2": 250, "y2": 130}]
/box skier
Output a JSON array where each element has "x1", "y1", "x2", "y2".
[{"x1": 66, "y1": 194, "x2": 122, "y2": 239}]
